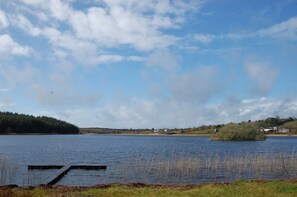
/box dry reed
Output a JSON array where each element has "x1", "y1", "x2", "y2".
[
  {"x1": 0, "y1": 158, "x2": 19, "y2": 186},
  {"x1": 121, "y1": 151, "x2": 297, "y2": 183}
]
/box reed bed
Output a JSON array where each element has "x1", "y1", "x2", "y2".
[
  {"x1": 121, "y1": 151, "x2": 297, "y2": 183},
  {"x1": 2, "y1": 152, "x2": 297, "y2": 186},
  {"x1": 0, "y1": 158, "x2": 19, "y2": 186}
]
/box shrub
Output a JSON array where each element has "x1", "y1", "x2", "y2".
[{"x1": 211, "y1": 123, "x2": 266, "y2": 141}]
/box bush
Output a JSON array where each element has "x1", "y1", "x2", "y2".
[{"x1": 211, "y1": 123, "x2": 266, "y2": 141}]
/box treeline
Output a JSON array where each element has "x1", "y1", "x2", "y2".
[
  {"x1": 0, "y1": 112, "x2": 79, "y2": 134},
  {"x1": 80, "y1": 127, "x2": 152, "y2": 134},
  {"x1": 254, "y1": 117, "x2": 296, "y2": 128}
]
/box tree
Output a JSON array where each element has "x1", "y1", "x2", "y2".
[{"x1": 0, "y1": 112, "x2": 79, "y2": 134}]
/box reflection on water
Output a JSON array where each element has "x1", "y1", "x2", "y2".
[{"x1": 0, "y1": 135, "x2": 297, "y2": 186}]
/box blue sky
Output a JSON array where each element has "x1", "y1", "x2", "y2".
[{"x1": 0, "y1": 0, "x2": 297, "y2": 128}]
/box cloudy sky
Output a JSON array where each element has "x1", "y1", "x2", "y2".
[{"x1": 0, "y1": 0, "x2": 297, "y2": 128}]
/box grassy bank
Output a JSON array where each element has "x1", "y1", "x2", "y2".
[{"x1": 1, "y1": 180, "x2": 297, "y2": 197}]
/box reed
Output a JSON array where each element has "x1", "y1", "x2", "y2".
[
  {"x1": 0, "y1": 158, "x2": 19, "y2": 186},
  {"x1": 121, "y1": 151, "x2": 297, "y2": 183}
]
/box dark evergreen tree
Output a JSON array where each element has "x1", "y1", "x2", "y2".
[{"x1": 0, "y1": 112, "x2": 79, "y2": 134}]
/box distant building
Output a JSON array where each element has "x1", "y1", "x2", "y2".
[
  {"x1": 260, "y1": 127, "x2": 278, "y2": 133},
  {"x1": 278, "y1": 128, "x2": 290, "y2": 133}
]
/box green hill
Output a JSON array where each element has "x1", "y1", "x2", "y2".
[
  {"x1": 0, "y1": 112, "x2": 79, "y2": 134},
  {"x1": 283, "y1": 120, "x2": 297, "y2": 134}
]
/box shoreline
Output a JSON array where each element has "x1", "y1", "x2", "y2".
[
  {"x1": 266, "y1": 134, "x2": 297, "y2": 136},
  {"x1": 81, "y1": 133, "x2": 297, "y2": 137},
  {"x1": 1, "y1": 178, "x2": 296, "y2": 189},
  {"x1": 81, "y1": 133, "x2": 212, "y2": 137},
  {"x1": 1, "y1": 133, "x2": 297, "y2": 137},
  {"x1": 1, "y1": 180, "x2": 297, "y2": 196}
]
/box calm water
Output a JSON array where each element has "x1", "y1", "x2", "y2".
[{"x1": 0, "y1": 135, "x2": 297, "y2": 186}]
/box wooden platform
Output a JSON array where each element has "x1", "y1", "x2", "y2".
[{"x1": 28, "y1": 164, "x2": 107, "y2": 185}]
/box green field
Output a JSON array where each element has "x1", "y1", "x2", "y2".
[{"x1": 1, "y1": 180, "x2": 297, "y2": 197}]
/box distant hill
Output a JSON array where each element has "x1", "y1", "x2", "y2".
[
  {"x1": 80, "y1": 117, "x2": 297, "y2": 135},
  {"x1": 0, "y1": 112, "x2": 79, "y2": 134}
]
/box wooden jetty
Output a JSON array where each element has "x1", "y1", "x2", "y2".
[{"x1": 28, "y1": 164, "x2": 107, "y2": 185}]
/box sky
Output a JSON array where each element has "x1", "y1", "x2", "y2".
[{"x1": 0, "y1": 0, "x2": 297, "y2": 128}]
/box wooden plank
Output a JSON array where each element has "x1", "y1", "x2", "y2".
[
  {"x1": 70, "y1": 165, "x2": 107, "y2": 170},
  {"x1": 45, "y1": 165, "x2": 72, "y2": 186},
  {"x1": 28, "y1": 165, "x2": 64, "y2": 170},
  {"x1": 28, "y1": 164, "x2": 107, "y2": 185}
]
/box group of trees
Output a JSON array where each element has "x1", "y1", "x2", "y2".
[
  {"x1": 256, "y1": 117, "x2": 296, "y2": 128},
  {"x1": 0, "y1": 112, "x2": 79, "y2": 134}
]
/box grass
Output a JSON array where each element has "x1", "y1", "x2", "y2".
[{"x1": 2, "y1": 180, "x2": 297, "y2": 196}]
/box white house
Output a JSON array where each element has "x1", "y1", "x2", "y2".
[
  {"x1": 278, "y1": 128, "x2": 290, "y2": 133},
  {"x1": 261, "y1": 127, "x2": 278, "y2": 133}
]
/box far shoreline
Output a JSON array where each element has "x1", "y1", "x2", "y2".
[
  {"x1": 1, "y1": 133, "x2": 297, "y2": 137},
  {"x1": 80, "y1": 132, "x2": 297, "y2": 137}
]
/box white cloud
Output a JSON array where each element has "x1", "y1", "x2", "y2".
[
  {"x1": 6, "y1": 0, "x2": 206, "y2": 69},
  {"x1": 0, "y1": 88, "x2": 11, "y2": 92},
  {"x1": 146, "y1": 49, "x2": 179, "y2": 71},
  {"x1": 21, "y1": 0, "x2": 72, "y2": 21},
  {"x1": 0, "y1": 9, "x2": 8, "y2": 28},
  {"x1": 29, "y1": 83, "x2": 100, "y2": 107},
  {"x1": 21, "y1": 0, "x2": 45, "y2": 5},
  {"x1": 0, "y1": 64, "x2": 38, "y2": 86},
  {"x1": 212, "y1": 97, "x2": 297, "y2": 123},
  {"x1": 42, "y1": 96, "x2": 297, "y2": 128},
  {"x1": 193, "y1": 33, "x2": 214, "y2": 44},
  {"x1": 245, "y1": 61, "x2": 277, "y2": 95},
  {"x1": 225, "y1": 16, "x2": 297, "y2": 41},
  {"x1": 0, "y1": 61, "x2": 100, "y2": 107},
  {"x1": 169, "y1": 67, "x2": 221, "y2": 103},
  {"x1": 11, "y1": 14, "x2": 41, "y2": 36},
  {"x1": 258, "y1": 16, "x2": 297, "y2": 40},
  {"x1": 41, "y1": 27, "x2": 103, "y2": 64},
  {"x1": 68, "y1": 5, "x2": 177, "y2": 50},
  {"x1": 192, "y1": 16, "x2": 297, "y2": 44},
  {"x1": 127, "y1": 56, "x2": 144, "y2": 62},
  {"x1": 30, "y1": 62, "x2": 100, "y2": 107},
  {"x1": 44, "y1": 98, "x2": 207, "y2": 128},
  {"x1": 10, "y1": 13, "x2": 144, "y2": 65},
  {"x1": 0, "y1": 34, "x2": 32, "y2": 56},
  {"x1": 86, "y1": 54, "x2": 125, "y2": 65},
  {"x1": 0, "y1": 102, "x2": 15, "y2": 108},
  {"x1": 17, "y1": 0, "x2": 203, "y2": 51}
]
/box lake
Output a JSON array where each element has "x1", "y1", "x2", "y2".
[{"x1": 0, "y1": 135, "x2": 297, "y2": 186}]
